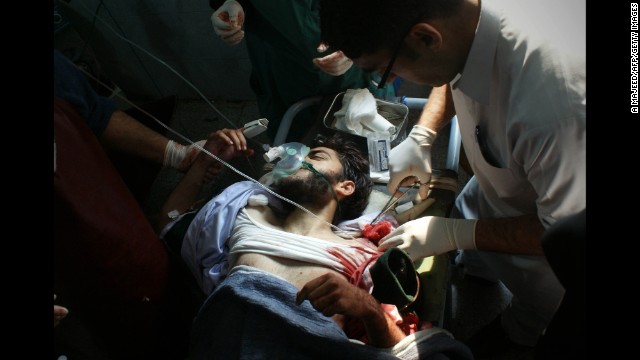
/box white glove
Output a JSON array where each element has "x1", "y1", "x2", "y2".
[
  {"x1": 211, "y1": 0, "x2": 245, "y2": 45},
  {"x1": 387, "y1": 125, "x2": 437, "y2": 199},
  {"x1": 377, "y1": 216, "x2": 477, "y2": 262},
  {"x1": 313, "y1": 42, "x2": 353, "y2": 76},
  {"x1": 164, "y1": 140, "x2": 207, "y2": 171}
]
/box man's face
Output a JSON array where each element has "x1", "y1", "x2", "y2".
[
  {"x1": 352, "y1": 30, "x2": 457, "y2": 87},
  {"x1": 274, "y1": 147, "x2": 344, "y2": 206},
  {"x1": 300, "y1": 147, "x2": 343, "y2": 179},
  {"x1": 352, "y1": 47, "x2": 403, "y2": 86},
  {"x1": 353, "y1": 48, "x2": 446, "y2": 87}
]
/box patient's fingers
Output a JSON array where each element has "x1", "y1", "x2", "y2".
[
  {"x1": 296, "y1": 273, "x2": 367, "y2": 317},
  {"x1": 228, "y1": 129, "x2": 247, "y2": 151},
  {"x1": 296, "y1": 273, "x2": 341, "y2": 305},
  {"x1": 296, "y1": 274, "x2": 326, "y2": 304},
  {"x1": 214, "y1": 128, "x2": 248, "y2": 152},
  {"x1": 309, "y1": 292, "x2": 342, "y2": 317}
]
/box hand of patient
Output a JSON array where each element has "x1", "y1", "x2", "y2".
[
  {"x1": 193, "y1": 128, "x2": 254, "y2": 180},
  {"x1": 297, "y1": 273, "x2": 407, "y2": 347},
  {"x1": 296, "y1": 273, "x2": 379, "y2": 320}
]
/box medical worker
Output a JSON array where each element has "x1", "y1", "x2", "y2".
[
  {"x1": 209, "y1": 0, "x2": 395, "y2": 142},
  {"x1": 319, "y1": 0, "x2": 586, "y2": 357}
]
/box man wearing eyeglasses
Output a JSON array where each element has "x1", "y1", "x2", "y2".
[{"x1": 320, "y1": 0, "x2": 585, "y2": 357}]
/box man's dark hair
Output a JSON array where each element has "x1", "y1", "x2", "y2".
[
  {"x1": 319, "y1": 0, "x2": 463, "y2": 59},
  {"x1": 312, "y1": 133, "x2": 373, "y2": 222}
]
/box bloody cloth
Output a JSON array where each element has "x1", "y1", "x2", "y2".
[{"x1": 362, "y1": 221, "x2": 393, "y2": 245}]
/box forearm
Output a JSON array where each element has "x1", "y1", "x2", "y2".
[
  {"x1": 415, "y1": 84, "x2": 455, "y2": 133},
  {"x1": 99, "y1": 110, "x2": 168, "y2": 164},
  {"x1": 475, "y1": 214, "x2": 545, "y2": 255},
  {"x1": 157, "y1": 157, "x2": 213, "y2": 232},
  {"x1": 360, "y1": 300, "x2": 406, "y2": 347},
  {"x1": 297, "y1": 273, "x2": 407, "y2": 347}
]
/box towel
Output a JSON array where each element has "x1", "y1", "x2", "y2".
[{"x1": 334, "y1": 89, "x2": 396, "y2": 137}]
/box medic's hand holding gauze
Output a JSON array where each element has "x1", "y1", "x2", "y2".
[
  {"x1": 164, "y1": 139, "x2": 207, "y2": 172},
  {"x1": 387, "y1": 125, "x2": 437, "y2": 200},
  {"x1": 377, "y1": 216, "x2": 478, "y2": 262},
  {"x1": 211, "y1": 0, "x2": 245, "y2": 45}
]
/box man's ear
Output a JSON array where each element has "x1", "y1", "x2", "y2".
[
  {"x1": 335, "y1": 180, "x2": 355, "y2": 199},
  {"x1": 407, "y1": 22, "x2": 443, "y2": 51}
]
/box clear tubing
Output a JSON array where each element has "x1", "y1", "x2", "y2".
[
  {"x1": 75, "y1": 68, "x2": 354, "y2": 239},
  {"x1": 61, "y1": 2, "x2": 359, "y2": 238}
]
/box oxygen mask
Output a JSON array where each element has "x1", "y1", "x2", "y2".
[{"x1": 263, "y1": 142, "x2": 311, "y2": 184}]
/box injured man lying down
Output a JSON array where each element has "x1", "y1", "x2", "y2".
[{"x1": 158, "y1": 129, "x2": 472, "y2": 359}]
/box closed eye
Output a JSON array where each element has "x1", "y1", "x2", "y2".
[{"x1": 308, "y1": 149, "x2": 331, "y2": 161}]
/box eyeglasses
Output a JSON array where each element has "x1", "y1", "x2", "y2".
[
  {"x1": 376, "y1": 40, "x2": 403, "y2": 90},
  {"x1": 376, "y1": 15, "x2": 425, "y2": 90}
]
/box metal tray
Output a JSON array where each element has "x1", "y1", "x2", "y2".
[{"x1": 322, "y1": 92, "x2": 410, "y2": 148}]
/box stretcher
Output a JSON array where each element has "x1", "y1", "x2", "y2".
[{"x1": 275, "y1": 94, "x2": 462, "y2": 328}]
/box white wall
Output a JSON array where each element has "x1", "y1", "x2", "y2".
[{"x1": 57, "y1": 0, "x2": 255, "y2": 101}]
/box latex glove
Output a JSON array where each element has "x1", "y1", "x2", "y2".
[
  {"x1": 53, "y1": 294, "x2": 69, "y2": 327},
  {"x1": 387, "y1": 125, "x2": 437, "y2": 200},
  {"x1": 377, "y1": 216, "x2": 477, "y2": 262},
  {"x1": 211, "y1": 0, "x2": 245, "y2": 45},
  {"x1": 313, "y1": 42, "x2": 353, "y2": 76}
]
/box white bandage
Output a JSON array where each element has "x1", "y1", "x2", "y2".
[
  {"x1": 248, "y1": 194, "x2": 269, "y2": 206},
  {"x1": 163, "y1": 140, "x2": 206, "y2": 170}
]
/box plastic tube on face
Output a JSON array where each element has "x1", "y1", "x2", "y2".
[{"x1": 264, "y1": 142, "x2": 311, "y2": 184}]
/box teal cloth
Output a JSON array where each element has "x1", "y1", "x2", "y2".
[
  {"x1": 241, "y1": 0, "x2": 395, "y2": 141},
  {"x1": 369, "y1": 248, "x2": 421, "y2": 311}
]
